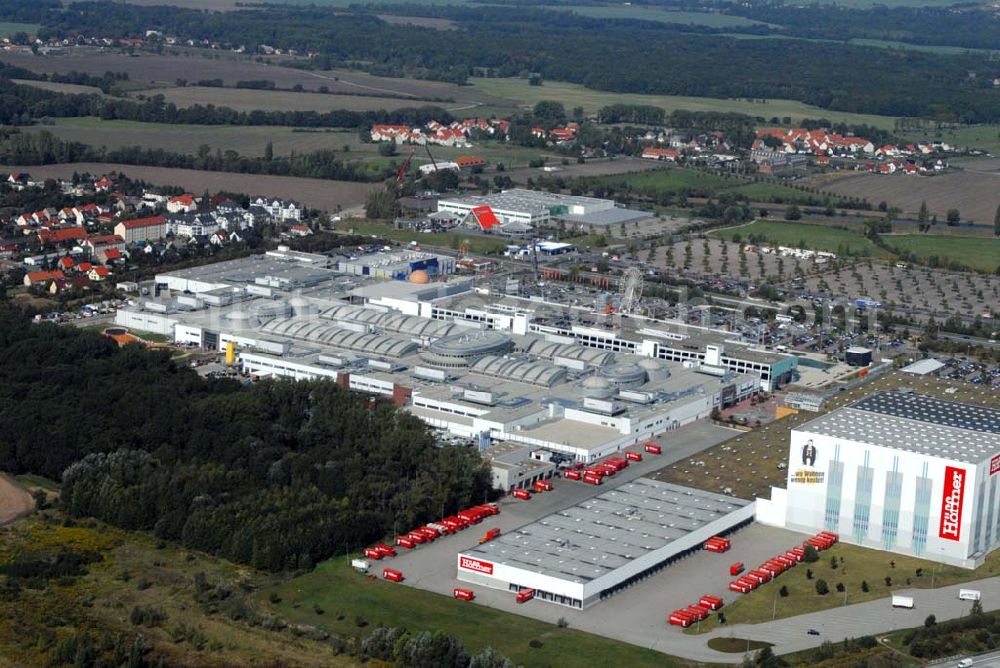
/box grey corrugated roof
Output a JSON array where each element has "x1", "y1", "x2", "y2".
[
  {"x1": 797, "y1": 391, "x2": 1000, "y2": 464},
  {"x1": 462, "y1": 479, "x2": 749, "y2": 584}
]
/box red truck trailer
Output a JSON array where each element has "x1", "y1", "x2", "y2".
[
  {"x1": 453, "y1": 588, "x2": 475, "y2": 601},
  {"x1": 564, "y1": 469, "x2": 582, "y2": 480},
  {"x1": 512, "y1": 488, "x2": 531, "y2": 500},
  {"x1": 668, "y1": 611, "x2": 693, "y2": 627},
  {"x1": 699, "y1": 595, "x2": 724, "y2": 611},
  {"x1": 516, "y1": 588, "x2": 535, "y2": 604},
  {"x1": 582, "y1": 472, "x2": 603, "y2": 485},
  {"x1": 729, "y1": 561, "x2": 745, "y2": 576},
  {"x1": 685, "y1": 605, "x2": 708, "y2": 621},
  {"x1": 374, "y1": 544, "x2": 396, "y2": 557},
  {"x1": 383, "y1": 568, "x2": 404, "y2": 582},
  {"x1": 395, "y1": 535, "x2": 415, "y2": 549},
  {"x1": 406, "y1": 531, "x2": 426, "y2": 544},
  {"x1": 729, "y1": 580, "x2": 751, "y2": 593},
  {"x1": 363, "y1": 547, "x2": 383, "y2": 560},
  {"x1": 479, "y1": 527, "x2": 500, "y2": 544},
  {"x1": 532, "y1": 479, "x2": 553, "y2": 493},
  {"x1": 625, "y1": 451, "x2": 643, "y2": 462},
  {"x1": 604, "y1": 457, "x2": 628, "y2": 471},
  {"x1": 644, "y1": 443, "x2": 662, "y2": 455}
]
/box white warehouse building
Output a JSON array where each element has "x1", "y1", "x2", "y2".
[
  {"x1": 456, "y1": 479, "x2": 754, "y2": 608},
  {"x1": 758, "y1": 391, "x2": 1000, "y2": 568}
]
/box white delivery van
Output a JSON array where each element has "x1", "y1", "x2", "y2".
[
  {"x1": 891, "y1": 595, "x2": 914, "y2": 609},
  {"x1": 958, "y1": 589, "x2": 981, "y2": 602}
]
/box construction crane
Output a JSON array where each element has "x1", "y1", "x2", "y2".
[
  {"x1": 394, "y1": 149, "x2": 416, "y2": 191},
  {"x1": 424, "y1": 143, "x2": 438, "y2": 172}
]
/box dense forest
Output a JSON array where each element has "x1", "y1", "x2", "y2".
[
  {"x1": 0, "y1": 310, "x2": 492, "y2": 571},
  {"x1": 4, "y1": 2, "x2": 998, "y2": 122}
]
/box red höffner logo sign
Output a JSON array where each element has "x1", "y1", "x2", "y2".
[
  {"x1": 459, "y1": 556, "x2": 494, "y2": 575},
  {"x1": 939, "y1": 466, "x2": 966, "y2": 541}
]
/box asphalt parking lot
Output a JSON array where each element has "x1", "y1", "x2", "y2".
[{"x1": 377, "y1": 421, "x2": 813, "y2": 661}]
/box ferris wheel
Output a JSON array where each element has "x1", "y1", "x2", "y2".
[{"x1": 619, "y1": 267, "x2": 644, "y2": 315}]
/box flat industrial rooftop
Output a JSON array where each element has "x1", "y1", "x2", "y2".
[
  {"x1": 797, "y1": 391, "x2": 1000, "y2": 464},
  {"x1": 461, "y1": 479, "x2": 750, "y2": 585}
]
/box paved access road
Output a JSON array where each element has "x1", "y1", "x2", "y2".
[
  {"x1": 0, "y1": 473, "x2": 33, "y2": 526},
  {"x1": 686, "y1": 576, "x2": 1000, "y2": 661}
]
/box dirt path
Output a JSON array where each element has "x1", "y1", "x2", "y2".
[{"x1": 0, "y1": 473, "x2": 34, "y2": 526}]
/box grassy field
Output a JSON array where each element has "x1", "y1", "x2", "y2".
[
  {"x1": 261, "y1": 557, "x2": 688, "y2": 668},
  {"x1": 559, "y1": 6, "x2": 766, "y2": 27},
  {"x1": 136, "y1": 86, "x2": 431, "y2": 113},
  {"x1": 470, "y1": 78, "x2": 898, "y2": 129},
  {"x1": 0, "y1": 22, "x2": 40, "y2": 37},
  {"x1": 883, "y1": 235, "x2": 1000, "y2": 273},
  {"x1": 688, "y1": 538, "x2": 1000, "y2": 633},
  {"x1": 13, "y1": 79, "x2": 108, "y2": 96},
  {"x1": 14, "y1": 473, "x2": 60, "y2": 492},
  {"x1": 588, "y1": 168, "x2": 858, "y2": 208},
  {"x1": 899, "y1": 124, "x2": 1000, "y2": 155},
  {"x1": 335, "y1": 220, "x2": 511, "y2": 255},
  {"x1": 712, "y1": 220, "x2": 889, "y2": 257},
  {"x1": 0, "y1": 514, "x2": 346, "y2": 666}
]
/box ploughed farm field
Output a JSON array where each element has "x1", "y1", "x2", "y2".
[
  {"x1": 3, "y1": 163, "x2": 380, "y2": 211},
  {"x1": 817, "y1": 170, "x2": 1000, "y2": 225},
  {"x1": 1, "y1": 49, "x2": 513, "y2": 108}
]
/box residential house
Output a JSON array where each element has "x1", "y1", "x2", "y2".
[
  {"x1": 641, "y1": 147, "x2": 680, "y2": 161},
  {"x1": 7, "y1": 172, "x2": 30, "y2": 190},
  {"x1": 49, "y1": 276, "x2": 91, "y2": 294},
  {"x1": 114, "y1": 216, "x2": 167, "y2": 244},
  {"x1": 252, "y1": 198, "x2": 302, "y2": 222},
  {"x1": 288, "y1": 223, "x2": 313, "y2": 237},
  {"x1": 88, "y1": 266, "x2": 112, "y2": 281},
  {"x1": 167, "y1": 194, "x2": 198, "y2": 213},
  {"x1": 24, "y1": 269, "x2": 64, "y2": 287}
]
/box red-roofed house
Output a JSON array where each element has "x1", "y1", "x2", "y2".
[
  {"x1": 88, "y1": 266, "x2": 112, "y2": 281},
  {"x1": 289, "y1": 224, "x2": 312, "y2": 237},
  {"x1": 24, "y1": 270, "x2": 64, "y2": 287},
  {"x1": 642, "y1": 147, "x2": 680, "y2": 161},
  {"x1": 94, "y1": 176, "x2": 115, "y2": 192},
  {"x1": 167, "y1": 194, "x2": 198, "y2": 213},
  {"x1": 50, "y1": 276, "x2": 92, "y2": 294},
  {"x1": 455, "y1": 155, "x2": 487, "y2": 170},
  {"x1": 114, "y1": 216, "x2": 167, "y2": 244},
  {"x1": 57, "y1": 256, "x2": 75, "y2": 271},
  {"x1": 38, "y1": 227, "x2": 87, "y2": 246}
]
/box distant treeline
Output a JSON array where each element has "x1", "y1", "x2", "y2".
[
  {"x1": 0, "y1": 76, "x2": 452, "y2": 130},
  {"x1": 0, "y1": 130, "x2": 396, "y2": 182},
  {"x1": 0, "y1": 310, "x2": 492, "y2": 572},
  {"x1": 6, "y1": 2, "x2": 998, "y2": 122}
]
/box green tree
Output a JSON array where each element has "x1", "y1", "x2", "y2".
[
  {"x1": 364, "y1": 189, "x2": 399, "y2": 220},
  {"x1": 532, "y1": 101, "x2": 566, "y2": 124},
  {"x1": 946, "y1": 208, "x2": 961, "y2": 225},
  {"x1": 803, "y1": 544, "x2": 819, "y2": 562},
  {"x1": 469, "y1": 647, "x2": 516, "y2": 668},
  {"x1": 924, "y1": 614, "x2": 936, "y2": 627},
  {"x1": 784, "y1": 205, "x2": 802, "y2": 221},
  {"x1": 815, "y1": 579, "x2": 829, "y2": 595}
]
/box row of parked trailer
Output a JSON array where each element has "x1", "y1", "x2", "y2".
[
  {"x1": 563, "y1": 444, "x2": 661, "y2": 485},
  {"x1": 512, "y1": 479, "x2": 553, "y2": 500},
  {"x1": 727, "y1": 531, "x2": 839, "y2": 595},
  {"x1": 361, "y1": 503, "x2": 502, "y2": 556},
  {"x1": 704, "y1": 536, "x2": 731, "y2": 553},
  {"x1": 668, "y1": 595, "x2": 724, "y2": 628}
]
